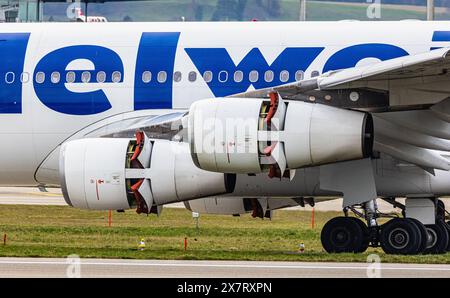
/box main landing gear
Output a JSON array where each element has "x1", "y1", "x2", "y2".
[{"x1": 321, "y1": 198, "x2": 450, "y2": 255}]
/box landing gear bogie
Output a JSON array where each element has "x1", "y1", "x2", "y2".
[{"x1": 321, "y1": 198, "x2": 450, "y2": 255}]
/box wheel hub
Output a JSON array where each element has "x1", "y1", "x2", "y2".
[
  {"x1": 426, "y1": 228, "x2": 438, "y2": 248},
  {"x1": 388, "y1": 228, "x2": 409, "y2": 250},
  {"x1": 332, "y1": 228, "x2": 350, "y2": 246}
]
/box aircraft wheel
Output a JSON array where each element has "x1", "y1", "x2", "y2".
[
  {"x1": 446, "y1": 221, "x2": 450, "y2": 252},
  {"x1": 380, "y1": 218, "x2": 422, "y2": 255},
  {"x1": 424, "y1": 221, "x2": 449, "y2": 254},
  {"x1": 347, "y1": 217, "x2": 370, "y2": 253},
  {"x1": 407, "y1": 218, "x2": 428, "y2": 254},
  {"x1": 321, "y1": 217, "x2": 365, "y2": 253},
  {"x1": 437, "y1": 200, "x2": 446, "y2": 221}
]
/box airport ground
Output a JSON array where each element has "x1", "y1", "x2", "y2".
[
  {"x1": 0, "y1": 187, "x2": 450, "y2": 278},
  {"x1": 0, "y1": 186, "x2": 428, "y2": 212},
  {"x1": 0, "y1": 188, "x2": 449, "y2": 266}
]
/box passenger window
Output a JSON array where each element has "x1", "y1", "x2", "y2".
[
  {"x1": 188, "y1": 71, "x2": 197, "y2": 82},
  {"x1": 5, "y1": 72, "x2": 14, "y2": 84},
  {"x1": 264, "y1": 70, "x2": 274, "y2": 83},
  {"x1": 112, "y1": 71, "x2": 122, "y2": 83},
  {"x1": 35, "y1": 72, "x2": 45, "y2": 84},
  {"x1": 66, "y1": 71, "x2": 76, "y2": 83},
  {"x1": 311, "y1": 70, "x2": 320, "y2": 78},
  {"x1": 20, "y1": 72, "x2": 29, "y2": 83},
  {"x1": 295, "y1": 70, "x2": 304, "y2": 81},
  {"x1": 218, "y1": 71, "x2": 228, "y2": 83},
  {"x1": 234, "y1": 70, "x2": 243, "y2": 83},
  {"x1": 157, "y1": 71, "x2": 167, "y2": 83},
  {"x1": 51, "y1": 71, "x2": 60, "y2": 84},
  {"x1": 142, "y1": 71, "x2": 151, "y2": 83},
  {"x1": 280, "y1": 70, "x2": 289, "y2": 83},
  {"x1": 173, "y1": 71, "x2": 182, "y2": 82},
  {"x1": 81, "y1": 71, "x2": 91, "y2": 83},
  {"x1": 249, "y1": 70, "x2": 258, "y2": 83},
  {"x1": 203, "y1": 71, "x2": 212, "y2": 83},
  {"x1": 97, "y1": 71, "x2": 106, "y2": 83}
]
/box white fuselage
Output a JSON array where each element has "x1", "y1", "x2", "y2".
[{"x1": 0, "y1": 21, "x2": 449, "y2": 185}]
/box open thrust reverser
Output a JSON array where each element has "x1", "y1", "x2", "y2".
[{"x1": 59, "y1": 135, "x2": 236, "y2": 214}]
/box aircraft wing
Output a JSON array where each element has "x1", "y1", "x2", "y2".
[
  {"x1": 372, "y1": 106, "x2": 450, "y2": 173},
  {"x1": 232, "y1": 48, "x2": 450, "y2": 173},
  {"x1": 232, "y1": 47, "x2": 450, "y2": 102}
]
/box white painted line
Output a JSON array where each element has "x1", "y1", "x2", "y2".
[{"x1": 0, "y1": 261, "x2": 449, "y2": 271}]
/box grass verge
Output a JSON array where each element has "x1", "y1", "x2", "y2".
[{"x1": 0, "y1": 205, "x2": 448, "y2": 263}]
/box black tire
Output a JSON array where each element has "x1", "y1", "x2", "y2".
[
  {"x1": 437, "y1": 200, "x2": 446, "y2": 222},
  {"x1": 446, "y1": 221, "x2": 450, "y2": 252},
  {"x1": 347, "y1": 217, "x2": 370, "y2": 253},
  {"x1": 424, "y1": 221, "x2": 449, "y2": 254},
  {"x1": 407, "y1": 218, "x2": 428, "y2": 254},
  {"x1": 321, "y1": 217, "x2": 365, "y2": 253},
  {"x1": 380, "y1": 218, "x2": 422, "y2": 255}
]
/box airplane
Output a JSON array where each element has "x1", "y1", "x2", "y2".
[{"x1": 2, "y1": 20, "x2": 450, "y2": 255}]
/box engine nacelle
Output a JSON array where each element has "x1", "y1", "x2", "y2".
[
  {"x1": 60, "y1": 136, "x2": 235, "y2": 212},
  {"x1": 188, "y1": 96, "x2": 373, "y2": 175},
  {"x1": 184, "y1": 197, "x2": 301, "y2": 218}
]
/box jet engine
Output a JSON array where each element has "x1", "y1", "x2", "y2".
[
  {"x1": 59, "y1": 133, "x2": 236, "y2": 213},
  {"x1": 188, "y1": 94, "x2": 373, "y2": 176}
]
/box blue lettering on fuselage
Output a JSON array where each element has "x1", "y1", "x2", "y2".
[
  {"x1": 2, "y1": 32, "x2": 441, "y2": 116},
  {"x1": 430, "y1": 31, "x2": 450, "y2": 50},
  {"x1": 185, "y1": 47, "x2": 324, "y2": 97},
  {"x1": 323, "y1": 43, "x2": 408, "y2": 73},
  {"x1": 134, "y1": 32, "x2": 180, "y2": 110},
  {"x1": 0, "y1": 33, "x2": 29, "y2": 114},
  {"x1": 432, "y1": 31, "x2": 450, "y2": 42},
  {"x1": 33, "y1": 45, "x2": 124, "y2": 115}
]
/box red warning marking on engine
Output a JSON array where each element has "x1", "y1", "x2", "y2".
[
  {"x1": 265, "y1": 92, "x2": 279, "y2": 125},
  {"x1": 131, "y1": 131, "x2": 145, "y2": 167},
  {"x1": 264, "y1": 143, "x2": 276, "y2": 156}
]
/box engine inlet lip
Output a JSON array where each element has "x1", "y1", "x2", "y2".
[{"x1": 59, "y1": 144, "x2": 73, "y2": 207}]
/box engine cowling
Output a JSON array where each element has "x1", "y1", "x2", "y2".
[
  {"x1": 184, "y1": 197, "x2": 302, "y2": 218},
  {"x1": 60, "y1": 136, "x2": 236, "y2": 212},
  {"x1": 188, "y1": 95, "x2": 373, "y2": 175}
]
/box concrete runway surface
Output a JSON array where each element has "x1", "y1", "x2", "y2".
[
  {"x1": 0, "y1": 187, "x2": 67, "y2": 206},
  {"x1": 0, "y1": 258, "x2": 449, "y2": 278},
  {"x1": 2, "y1": 186, "x2": 444, "y2": 212},
  {"x1": 0, "y1": 187, "x2": 185, "y2": 208}
]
